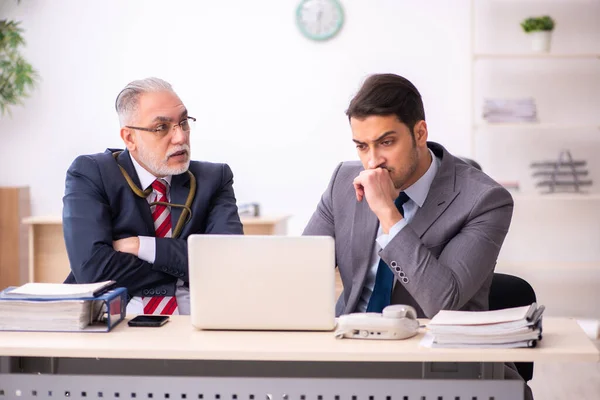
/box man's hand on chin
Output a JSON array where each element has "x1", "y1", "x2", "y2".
[
  {"x1": 352, "y1": 168, "x2": 402, "y2": 234},
  {"x1": 113, "y1": 237, "x2": 140, "y2": 256}
]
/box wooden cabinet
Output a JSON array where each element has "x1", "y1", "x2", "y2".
[
  {"x1": 22, "y1": 215, "x2": 290, "y2": 283},
  {"x1": 0, "y1": 187, "x2": 30, "y2": 288}
]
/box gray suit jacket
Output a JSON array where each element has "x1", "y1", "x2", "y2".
[{"x1": 303, "y1": 142, "x2": 514, "y2": 318}]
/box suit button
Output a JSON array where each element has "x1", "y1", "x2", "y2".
[
  {"x1": 395, "y1": 266, "x2": 401, "y2": 272},
  {"x1": 143, "y1": 289, "x2": 149, "y2": 295},
  {"x1": 162, "y1": 267, "x2": 168, "y2": 272},
  {"x1": 149, "y1": 289, "x2": 155, "y2": 295},
  {"x1": 390, "y1": 261, "x2": 398, "y2": 268},
  {"x1": 161, "y1": 289, "x2": 167, "y2": 295},
  {"x1": 179, "y1": 272, "x2": 184, "y2": 277}
]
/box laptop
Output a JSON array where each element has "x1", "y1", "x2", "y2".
[{"x1": 187, "y1": 235, "x2": 336, "y2": 331}]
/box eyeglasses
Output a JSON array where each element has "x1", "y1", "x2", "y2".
[{"x1": 126, "y1": 116, "x2": 196, "y2": 137}]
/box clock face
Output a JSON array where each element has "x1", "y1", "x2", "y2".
[{"x1": 296, "y1": 0, "x2": 344, "y2": 41}]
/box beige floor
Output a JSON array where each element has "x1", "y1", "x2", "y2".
[{"x1": 528, "y1": 341, "x2": 600, "y2": 400}]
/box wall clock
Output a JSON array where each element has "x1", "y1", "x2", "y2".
[{"x1": 296, "y1": 0, "x2": 344, "y2": 41}]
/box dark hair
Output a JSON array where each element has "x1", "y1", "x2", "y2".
[{"x1": 345, "y1": 74, "x2": 425, "y2": 133}]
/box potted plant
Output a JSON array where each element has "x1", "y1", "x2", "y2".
[
  {"x1": 0, "y1": 19, "x2": 38, "y2": 116},
  {"x1": 521, "y1": 16, "x2": 555, "y2": 52}
]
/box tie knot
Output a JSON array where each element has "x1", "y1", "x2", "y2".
[
  {"x1": 151, "y1": 179, "x2": 168, "y2": 196},
  {"x1": 395, "y1": 192, "x2": 410, "y2": 207},
  {"x1": 394, "y1": 192, "x2": 410, "y2": 215}
]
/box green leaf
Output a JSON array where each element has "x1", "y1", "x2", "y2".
[
  {"x1": 521, "y1": 15, "x2": 555, "y2": 33},
  {"x1": 0, "y1": 18, "x2": 38, "y2": 116}
]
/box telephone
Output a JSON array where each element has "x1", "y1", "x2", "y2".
[{"x1": 334, "y1": 304, "x2": 420, "y2": 340}]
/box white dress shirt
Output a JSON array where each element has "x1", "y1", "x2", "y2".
[
  {"x1": 125, "y1": 155, "x2": 190, "y2": 315},
  {"x1": 356, "y1": 149, "x2": 441, "y2": 312}
]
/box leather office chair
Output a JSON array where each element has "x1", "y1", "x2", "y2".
[{"x1": 460, "y1": 157, "x2": 537, "y2": 382}]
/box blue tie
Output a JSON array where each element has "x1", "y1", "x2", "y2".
[{"x1": 366, "y1": 192, "x2": 410, "y2": 313}]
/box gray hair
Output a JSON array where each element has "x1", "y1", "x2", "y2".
[{"x1": 115, "y1": 77, "x2": 174, "y2": 126}]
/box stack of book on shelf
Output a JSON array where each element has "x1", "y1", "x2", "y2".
[
  {"x1": 482, "y1": 98, "x2": 537, "y2": 123},
  {"x1": 0, "y1": 281, "x2": 126, "y2": 332},
  {"x1": 423, "y1": 303, "x2": 544, "y2": 348}
]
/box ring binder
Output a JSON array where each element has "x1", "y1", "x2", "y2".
[{"x1": 0, "y1": 287, "x2": 127, "y2": 332}]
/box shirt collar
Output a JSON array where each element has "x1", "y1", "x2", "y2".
[
  {"x1": 129, "y1": 153, "x2": 172, "y2": 191},
  {"x1": 403, "y1": 149, "x2": 440, "y2": 208}
]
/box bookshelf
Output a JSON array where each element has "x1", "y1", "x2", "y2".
[
  {"x1": 471, "y1": 0, "x2": 600, "y2": 319},
  {"x1": 470, "y1": 0, "x2": 600, "y2": 192}
]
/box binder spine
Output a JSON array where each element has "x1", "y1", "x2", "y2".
[{"x1": 104, "y1": 288, "x2": 127, "y2": 331}]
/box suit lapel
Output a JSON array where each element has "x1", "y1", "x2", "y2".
[
  {"x1": 409, "y1": 143, "x2": 460, "y2": 238},
  {"x1": 170, "y1": 172, "x2": 192, "y2": 237},
  {"x1": 347, "y1": 196, "x2": 379, "y2": 312},
  {"x1": 118, "y1": 150, "x2": 155, "y2": 236}
]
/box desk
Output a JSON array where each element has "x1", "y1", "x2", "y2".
[
  {"x1": 0, "y1": 317, "x2": 597, "y2": 400},
  {"x1": 21, "y1": 215, "x2": 289, "y2": 283}
]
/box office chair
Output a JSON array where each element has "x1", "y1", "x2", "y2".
[
  {"x1": 460, "y1": 156, "x2": 537, "y2": 382},
  {"x1": 489, "y1": 273, "x2": 537, "y2": 382}
]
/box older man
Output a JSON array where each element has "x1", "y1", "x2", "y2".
[{"x1": 63, "y1": 77, "x2": 243, "y2": 315}]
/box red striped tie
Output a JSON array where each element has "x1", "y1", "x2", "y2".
[{"x1": 142, "y1": 179, "x2": 179, "y2": 315}]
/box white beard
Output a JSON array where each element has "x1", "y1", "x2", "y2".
[{"x1": 136, "y1": 142, "x2": 191, "y2": 177}]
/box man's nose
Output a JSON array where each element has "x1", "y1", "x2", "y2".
[
  {"x1": 367, "y1": 149, "x2": 383, "y2": 169},
  {"x1": 171, "y1": 125, "x2": 188, "y2": 144}
]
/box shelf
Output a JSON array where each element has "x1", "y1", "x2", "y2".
[
  {"x1": 510, "y1": 193, "x2": 600, "y2": 201},
  {"x1": 497, "y1": 261, "x2": 600, "y2": 271},
  {"x1": 474, "y1": 123, "x2": 600, "y2": 130},
  {"x1": 474, "y1": 53, "x2": 600, "y2": 60}
]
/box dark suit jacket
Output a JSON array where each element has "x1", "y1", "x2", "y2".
[
  {"x1": 303, "y1": 142, "x2": 514, "y2": 318},
  {"x1": 63, "y1": 149, "x2": 243, "y2": 297}
]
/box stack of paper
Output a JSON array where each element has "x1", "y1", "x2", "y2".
[
  {"x1": 0, "y1": 299, "x2": 93, "y2": 331},
  {"x1": 483, "y1": 98, "x2": 538, "y2": 123},
  {"x1": 423, "y1": 303, "x2": 544, "y2": 348}
]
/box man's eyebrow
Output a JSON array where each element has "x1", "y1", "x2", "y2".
[
  {"x1": 151, "y1": 109, "x2": 188, "y2": 123},
  {"x1": 151, "y1": 116, "x2": 172, "y2": 123},
  {"x1": 352, "y1": 131, "x2": 397, "y2": 145}
]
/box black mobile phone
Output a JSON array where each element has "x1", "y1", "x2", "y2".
[{"x1": 127, "y1": 315, "x2": 169, "y2": 327}]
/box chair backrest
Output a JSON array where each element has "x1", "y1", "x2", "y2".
[
  {"x1": 489, "y1": 273, "x2": 537, "y2": 382},
  {"x1": 489, "y1": 273, "x2": 537, "y2": 310}
]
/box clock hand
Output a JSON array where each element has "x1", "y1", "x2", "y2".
[{"x1": 316, "y1": 9, "x2": 323, "y2": 34}]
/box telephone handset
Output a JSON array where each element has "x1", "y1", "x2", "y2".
[{"x1": 334, "y1": 304, "x2": 420, "y2": 340}]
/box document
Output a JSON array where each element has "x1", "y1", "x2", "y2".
[
  {"x1": 1, "y1": 280, "x2": 116, "y2": 299},
  {"x1": 422, "y1": 303, "x2": 545, "y2": 349}
]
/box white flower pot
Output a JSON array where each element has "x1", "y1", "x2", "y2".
[{"x1": 530, "y1": 31, "x2": 552, "y2": 52}]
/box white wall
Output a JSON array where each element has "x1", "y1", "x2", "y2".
[
  {"x1": 0, "y1": 0, "x2": 472, "y2": 234},
  {"x1": 3, "y1": 0, "x2": 600, "y2": 318}
]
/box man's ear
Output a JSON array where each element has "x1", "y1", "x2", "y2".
[
  {"x1": 413, "y1": 120, "x2": 428, "y2": 145},
  {"x1": 120, "y1": 128, "x2": 136, "y2": 151}
]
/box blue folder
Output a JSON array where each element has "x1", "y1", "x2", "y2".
[{"x1": 0, "y1": 287, "x2": 127, "y2": 332}]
